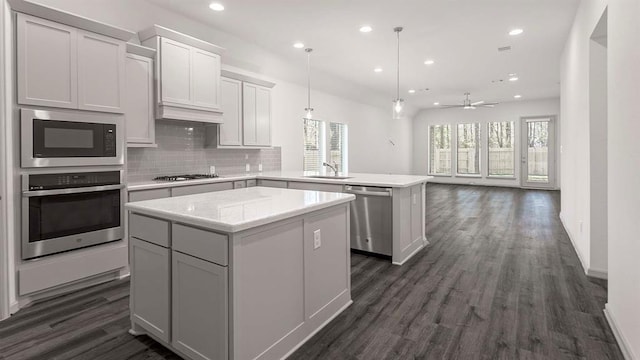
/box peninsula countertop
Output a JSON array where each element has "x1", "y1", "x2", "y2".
[
  {"x1": 125, "y1": 186, "x2": 355, "y2": 233},
  {"x1": 127, "y1": 171, "x2": 433, "y2": 191}
]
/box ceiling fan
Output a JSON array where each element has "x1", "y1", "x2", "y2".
[{"x1": 439, "y1": 93, "x2": 499, "y2": 110}]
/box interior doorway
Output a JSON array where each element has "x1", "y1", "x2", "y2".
[
  {"x1": 520, "y1": 116, "x2": 557, "y2": 189},
  {"x1": 588, "y1": 9, "x2": 608, "y2": 277}
]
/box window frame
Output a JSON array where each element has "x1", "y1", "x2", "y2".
[
  {"x1": 302, "y1": 119, "x2": 348, "y2": 173},
  {"x1": 427, "y1": 124, "x2": 453, "y2": 177},
  {"x1": 455, "y1": 123, "x2": 482, "y2": 177},
  {"x1": 486, "y1": 121, "x2": 517, "y2": 179}
]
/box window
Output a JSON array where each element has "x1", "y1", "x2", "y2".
[
  {"x1": 457, "y1": 123, "x2": 481, "y2": 175},
  {"x1": 429, "y1": 125, "x2": 452, "y2": 175},
  {"x1": 303, "y1": 119, "x2": 348, "y2": 173},
  {"x1": 488, "y1": 121, "x2": 515, "y2": 177}
]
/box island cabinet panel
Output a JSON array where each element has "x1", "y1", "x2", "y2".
[
  {"x1": 172, "y1": 251, "x2": 228, "y2": 360},
  {"x1": 410, "y1": 185, "x2": 424, "y2": 245},
  {"x1": 171, "y1": 182, "x2": 233, "y2": 197},
  {"x1": 256, "y1": 179, "x2": 287, "y2": 188},
  {"x1": 129, "y1": 188, "x2": 171, "y2": 202},
  {"x1": 172, "y1": 224, "x2": 228, "y2": 266},
  {"x1": 391, "y1": 184, "x2": 426, "y2": 265},
  {"x1": 130, "y1": 238, "x2": 171, "y2": 343},
  {"x1": 304, "y1": 207, "x2": 350, "y2": 319},
  {"x1": 233, "y1": 220, "x2": 305, "y2": 360},
  {"x1": 129, "y1": 213, "x2": 170, "y2": 247}
]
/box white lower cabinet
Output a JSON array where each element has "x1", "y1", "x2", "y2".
[
  {"x1": 172, "y1": 251, "x2": 228, "y2": 360},
  {"x1": 130, "y1": 237, "x2": 171, "y2": 342}
]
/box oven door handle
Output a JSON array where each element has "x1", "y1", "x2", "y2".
[{"x1": 22, "y1": 184, "x2": 125, "y2": 197}]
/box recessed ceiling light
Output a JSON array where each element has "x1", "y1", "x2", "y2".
[
  {"x1": 509, "y1": 76, "x2": 519, "y2": 82},
  {"x1": 434, "y1": 102, "x2": 440, "y2": 106},
  {"x1": 408, "y1": 89, "x2": 416, "y2": 94},
  {"x1": 209, "y1": 2, "x2": 225, "y2": 11},
  {"x1": 509, "y1": 28, "x2": 524, "y2": 36},
  {"x1": 374, "y1": 67, "x2": 383, "y2": 73},
  {"x1": 514, "y1": 94, "x2": 522, "y2": 99},
  {"x1": 360, "y1": 25, "x2": 373, "y2": 33},
  {"x1": 293, "y1": 42, "x2": 305, "y2": 49},
  {"x1": 424, "y1": 59, "x2": 435, "y2": 65}
]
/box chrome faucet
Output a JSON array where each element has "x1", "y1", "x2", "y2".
[{"x1": 322, "y1": 162, "x2": 339, "y2": 176}]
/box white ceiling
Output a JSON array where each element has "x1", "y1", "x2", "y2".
[{"x1": 146, "y1": 0, "x2": 579, "y2": 110}]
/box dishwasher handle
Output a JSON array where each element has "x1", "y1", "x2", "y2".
[{"x1": 344, "y1": 186, "x2": 392, "y2": 197}]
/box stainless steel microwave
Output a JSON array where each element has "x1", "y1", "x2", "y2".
[{"x1": 21, "y1": 108, "x2": 124, "y2": 168}]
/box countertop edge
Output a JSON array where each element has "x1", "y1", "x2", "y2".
[
  {"x1": 128, "y1": 174, "x2": 432, "y2": 191},
  {"x1": 125, "y1": 193, "x2": 355, "y2": 233}
]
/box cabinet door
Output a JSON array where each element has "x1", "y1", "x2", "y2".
[
  {"x1": 17, "y1": 13, "x2": 78, "y2": 109},
  {"x1": 125, "y1": 54, "x2": 155, "y2": 145},
  {"x1": 160, "y1": 37, "x2": 191, "y2": 106},
  {"x1": 129, "y1": 188, "x2": 171, "y2": 202},
  {"x1": 77, "y1": 30, "x2": 125, "y2": 113},
  {"x1": 255, "y1": 85, "x2": 271, "y2": 146},
  {"x1": 219, "y1": 77, "x2": 242, "y2": 146},
  {"x1": 191, "y1": 48, "x2": 220, "y2": 110},
  {"x1": 130, "y1": 238, "x2": 171, "y2": 343},
  {"x1": 242, "y1": 83, "x2": 258, "y2": 145},
  {"x1": 172, "y1": 251, "x2": 228, "y2": 360}
]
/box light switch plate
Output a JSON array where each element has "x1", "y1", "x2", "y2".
[
  {"x1": 209, "y1": 165, "x2": 216, "y2": 175},
  {"x1": 313, "y1": 229, "x2": 321, "y2": 249},
  {"x1": 245, "y1": 163, "x2": 250, "y2": 172},
  {"x1": 258, "y1": 163, "x2": 263, "y2": 172}
]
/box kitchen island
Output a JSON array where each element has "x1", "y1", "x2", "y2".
[
  {"x1": 126, "y1": 187, "x2": 355, "y2": 360},
  {"x1": 128, "y1": 171, "x2": 432, "y2": 265}
]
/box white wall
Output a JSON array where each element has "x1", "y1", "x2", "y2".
[
  {"x1": 0, "y1": 0, "x2": 9, "y2": 320},
  {"x1": 562, "y1": 0, "x2": 640, "y2": 358},
  {"x1": 412, "y1": 98, "x2": 560, "y2": 187},
  {"x1": 29, "y1": 0, "x2": 415, "y2": 174}
]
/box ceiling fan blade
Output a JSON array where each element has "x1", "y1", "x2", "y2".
[
  {"x1": 480, "y1": 104, "x2": 496, "y2": 108},
  {"x1": 471, "y1": 101, "x2": 484, "y2": 106},
  {"x1": 438, "y1": 105, "x2": 464, "y2": 108}
]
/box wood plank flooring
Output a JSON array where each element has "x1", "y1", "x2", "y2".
[{"x1": 0, "y1": 184, "x2": 623, "y2": 360}]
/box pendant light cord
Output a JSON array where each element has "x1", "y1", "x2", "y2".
[
  {"x1": 394, "y1": 27, "x2": 403, "y2": 101},
  {"x1": 305, "y1": 48, "x2": 313, "y2": 111}
]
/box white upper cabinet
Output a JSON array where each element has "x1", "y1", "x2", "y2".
[
  {"x1": 139, "y1": 25, "x2": 224, "y2": 124},
  {"x1": 17, "y1": 13, "x2": 78, "y2": 109},
  {"x1": 218, "y1": 77, "x2": 242, "y2": 146},
  {"x1": 243, "y1": 82, "x2": 272, "y2": 147},
  {"x1": 125, "y1": 44, "x2": 156, "y2": 147},
  {"x1": 17, "y1": 13, "x2": 126, "y2": 113},
  {"x1": 77, "y1": 30, "x2": 125, "y2": 112}
]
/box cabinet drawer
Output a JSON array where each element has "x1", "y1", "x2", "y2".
[
  {"x1": 171, "y1": 182, "x2": 233, "y2": 197},
  {"x1": 129, "y1": 188, "x2": 171, "y2": 202},
  {"x1": 173, "y1": 224, "x2": 228, "y2": 266},
  {"x1": 233, "y1": 180, "x2": 246, "y2": 189},
  {"x1": 246, "y1": 179, "x2": 257, "y2": 187},
  {"x1": 130, "y1": 213, "x2": 170, "y2": 247},
  {"x1": 288, "y1": 181, "x2": 344, "y2": 193},
  {"x1": 256, "y1": 179, "x2": 287, "y2": 188}
]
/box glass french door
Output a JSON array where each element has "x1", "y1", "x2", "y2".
[{"x1": 521, "y1": 116, "x2": 556, "y2": 188}]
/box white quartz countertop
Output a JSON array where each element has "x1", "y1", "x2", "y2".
[
  {"x1": 127, "y1": 171, "x2": 432, "y2": 191},
  {"x1": 125, "y1": 186, "x2": 355, "y2": 233}
]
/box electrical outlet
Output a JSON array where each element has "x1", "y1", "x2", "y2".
[
  {"x1": 313, "y1": 229, "x2": 321, "y2": 249},
  {"x1": 245, "y1": 163, "x2": 250, "y2": 172},
  {"x1": 245, "y1": 154, "x2": 249, "y2": 160},
  {"x1": 258, "y1": 163, "x2": 263, "y2": 172},
  {"x1": 209, "y1": 165, "x2": 216, "y2": 175}
]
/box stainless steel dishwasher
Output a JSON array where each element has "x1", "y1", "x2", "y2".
[{"x1": 344, "y1": 185, "x2": 393, "y2": 256}]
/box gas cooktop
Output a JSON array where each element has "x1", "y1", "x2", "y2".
[{"x1": 153, "y1": 174, "x2": 220, "y2": 182}]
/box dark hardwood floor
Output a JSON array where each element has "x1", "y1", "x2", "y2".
[{"x1": 0, "y1": 184, "x2": 623, "y2": 360}]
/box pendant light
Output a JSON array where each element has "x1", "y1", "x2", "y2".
[
  {"x1": 392, "y1": 27, "x2": 404, "y2": 119},
  {"x1": 304, "y1": 48, "x2": 314, "y2": 120}
]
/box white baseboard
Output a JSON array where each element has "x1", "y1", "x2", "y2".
[
  {"x1": 604, "y1": 304, "x2": 637, "y2": 360},
  {"x1": 558, "y1": 212, "x2": 608, "y2": 279}
]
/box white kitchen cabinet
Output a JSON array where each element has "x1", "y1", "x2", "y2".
[
  {"x1": 125, "y1": 45, "x2": 156, "y2": 147},
  {"x1": 77, "y1": 30, "x2": 125, "y2": 112},
  {"x1": 139, "y1": 26, "x2": 224, "y2": 123},
  {"x1": 171, "y1": 251, "x2": 228, "y2": 360},
  {"x1": 218, "y1": 77, "x2": 242, "y2": 146},
  {"x1": 243, "y1": 82, "x2": 272, "y2": 147},
  {"x1": 17, "y1": 13, "x2": 78, "y2": 109},
  {"x1": 17, "y1": 13, "x2": 125, "y2": 113},
  {"x1": 171, "y1": 182, "x2": 233, "y2": 197},
  {"x1": 130, "y1": 237, "x2": 171, "y2": 343},
  {"x1": 129, "y1": 188, "x2": 170, "y2": 202}
]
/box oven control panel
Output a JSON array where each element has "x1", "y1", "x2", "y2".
[{"x1": 28, "y1": 171, "x2": 121, "y2": 190}]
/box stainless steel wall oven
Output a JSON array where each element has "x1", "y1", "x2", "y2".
[{"x1": 22, "y1": 171, "x2": 124, "y2": 260}]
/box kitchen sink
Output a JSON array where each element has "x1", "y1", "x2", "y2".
[{"x1": 304, "y1": 175, "x2": 353, "y2": 180}]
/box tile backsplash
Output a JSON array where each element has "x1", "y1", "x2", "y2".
[{"x1": 127, "y1": 120, "x2": 281, "y2": 182}]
